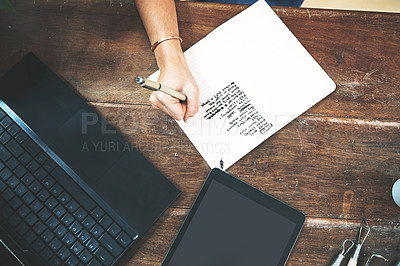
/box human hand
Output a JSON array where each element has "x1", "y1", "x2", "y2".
[
  {"x1": 135, "y1": 0, "x2": 198, "y2": 121},
  {"x1": 150, "y1": 46, "x2": 199, "y2": 122}
]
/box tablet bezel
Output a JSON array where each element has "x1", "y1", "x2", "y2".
[{"x1": 162, "y1": 168, "x2": 305, "y2": 266}]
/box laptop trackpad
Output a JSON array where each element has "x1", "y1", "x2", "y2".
[{"x1": 50, "y1": 108, "x2": 124, "y2": 187}]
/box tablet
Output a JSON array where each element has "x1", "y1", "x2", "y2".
[{"x1": 162, "y1": 168, "x2": 305, "y2": 266}]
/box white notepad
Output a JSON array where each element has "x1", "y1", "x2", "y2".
[{"x1": 150, "y1": 0, "x2": 335, "y2": 170}]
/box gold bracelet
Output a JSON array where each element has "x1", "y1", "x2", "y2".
[{"x1": 151, "y1": 36, "x2": 183, "y2": 52}]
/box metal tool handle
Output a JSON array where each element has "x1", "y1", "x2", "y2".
[
  {"x1": 347, "y1": 258, "x2": 358, "y2": 266},
  {"x1": 331, "y1": 254, "x2": 345, "y2": 266},
  {"x1": 365, "y1": 254, "x2": 388, "y2": 266}
]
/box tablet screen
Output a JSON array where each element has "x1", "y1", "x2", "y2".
[{"x1": 163, "y1": 169, "x2": 304, "y2": 266}]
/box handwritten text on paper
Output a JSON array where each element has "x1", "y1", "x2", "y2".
[{"x1": 201, "y1": 82, "x2": 272, "y2": 136}]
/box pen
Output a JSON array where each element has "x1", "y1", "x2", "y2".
[{"x1": 136, "y1": 76, "x2": 187, "y2": 102}]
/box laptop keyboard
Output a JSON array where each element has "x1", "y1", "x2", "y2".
[{"x1": 0, "y1": 109, "x2": 133, "y2": 265}]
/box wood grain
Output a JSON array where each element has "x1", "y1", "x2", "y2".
[
  {"x1": 1, "y1": 2, "x2": 400, "y2": 120},
  {"x1": 115, "y1": 209, "x2": 400, "y2": 265},
  {"x1": 92, "y1": 104, "x2": 400, "y2": 220},
  {"x1": 1, "y1": 0, "x2": 400, "y2": 265}
]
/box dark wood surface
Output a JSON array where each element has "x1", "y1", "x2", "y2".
[{"x1": 1, "y1": 1, "x2": 400, "y2": 265}]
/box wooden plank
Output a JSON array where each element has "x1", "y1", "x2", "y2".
[
  {"x1": 271, "y1": 7, "x2": 400, "y2": 121},
  {"x1": 0, "y1": 0, "x2": 155, "y2": 103},
  {"x1": 115, "y1": 208, "x2": 400, "y2": 265},
  {"x1": 1, "y1": 2, "x2": 399, "y2": 121},
  {"x1": 3, "y1": 208, "x2": 399, "y2": 265},
  {"x1": 91, "y1": 103, "x2": 400, "y2": 222}
]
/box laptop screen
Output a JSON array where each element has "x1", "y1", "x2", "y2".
[{"x1": 164, "y1": 171, "x2": 303, "y2": 266}]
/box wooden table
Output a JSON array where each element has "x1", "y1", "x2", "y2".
[{"x1": 1, "y1": 1, "x2": 400, "y2": 265}]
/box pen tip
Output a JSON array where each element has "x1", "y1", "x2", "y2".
[{"x1": 136, "y1": 76, "x2": 144, "y2": 85}]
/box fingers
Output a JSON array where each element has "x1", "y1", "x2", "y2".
[
  {"x1": 150, "y1": 91, "x2": 186, "y2": 121},
  {"x1": 183, "y1": 87, "x2": 199, "y2": 122},
  {"x1": 149, "y1": 60, "x2": 200, "y2": 121}
]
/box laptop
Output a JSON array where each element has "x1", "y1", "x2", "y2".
[
  {"x1": 162, "y1": 169, "x2": 305, "y2": 266},
  {"x1": 0, "y1": 53, "x2": 180, "y2": 265}
]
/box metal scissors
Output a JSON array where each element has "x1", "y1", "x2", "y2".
[
  {"x1": 347, "y1": 219, "x2": 370, "y2": 266},
  {"x1": 331, "y1": 239, "x2": 355, "y2": 266}
]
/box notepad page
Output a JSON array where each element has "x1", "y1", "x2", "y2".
[{"x1": 149, "y1": 0, "x2": 335, "y2": 170}]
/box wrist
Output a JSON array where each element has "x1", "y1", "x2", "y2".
[{"x1": 154, "y1": 39, "x2": 187, "y2": 69}]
